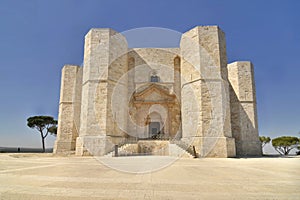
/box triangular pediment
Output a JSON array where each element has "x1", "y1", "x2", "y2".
[{"x1": 134, "y1": 84, "x2": 175, "y2": 102}]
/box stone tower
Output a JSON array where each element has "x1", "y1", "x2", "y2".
[
  {"x1": 180, "y1": 26, "x2": 235, "y2": 157},
  {"x1": 53, "y1": 26, "x2": 262, "y2": 157}
]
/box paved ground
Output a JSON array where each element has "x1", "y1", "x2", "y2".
[{"x1": 0, "y1": 153, "x2": 299, "y2": 200}]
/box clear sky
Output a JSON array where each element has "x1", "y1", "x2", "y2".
[{"x1": 0, "y1": 0, "x2": 299, "y2": 150}]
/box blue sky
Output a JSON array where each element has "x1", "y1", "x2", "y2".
[{"x1": 0, "y1": 0, "x2": 299, "y2": 149}]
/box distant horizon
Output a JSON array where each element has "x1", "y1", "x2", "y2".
[{"x1": 0, "y1": 144, "x2": 297, "y2": 156}]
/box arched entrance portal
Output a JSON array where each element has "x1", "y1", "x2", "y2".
[{"x1": 129, "y1": 84, "x2": 181, "y2": 140}]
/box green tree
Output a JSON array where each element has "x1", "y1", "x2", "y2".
[
  {"x1": 272, "y1": 136, "x2": 299, "y2": 155},
  {"x1": 259, "y1": 136, "x2": 271, "y2": 147},
  {"x1": 27, "y1": 116, "x2": 57, "y2": 152},
  {"x1": 48, "y1": 126, "x2": 57, "y2": 135}
]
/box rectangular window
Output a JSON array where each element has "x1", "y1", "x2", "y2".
[{"x1": 151, "y1": 76, "x2": 159, "y2": 82}]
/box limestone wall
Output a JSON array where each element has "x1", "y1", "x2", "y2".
[
  {"x1": 106, "y1": 31, "x2": 128, "y2": 138},
  {"x1": 126, "y1": 48, "x2": 182, "y2": 138},
  {"x1": 55, "y1": 25, "x2": 260, "y2": 158},
  {"x1": 53, "y1": 65, "x2": 82, "y2": 154},
  {"x1": 80, "y1": 29, "x2": 109, "y2": 137},
  {"x1": 76, "y1": 29, "x2": 128, "y2": 156},
  {"x1": 129, "y1": 48, "x2": 179, "y2": 84},
  {"x1": 180, "y1": 26, "x2": 235, "y2": 157},
  {"x1": 228, "y1": 61, "x2": 262, "y2": 156}
]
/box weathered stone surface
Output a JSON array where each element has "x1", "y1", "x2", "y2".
[
  {"x1": 228, "y1": 61, "x2": 262, "y2": 156},
  {"x1": 54, "y1": 26, "x2": 261, "y2": 158},
  {"x1": 104, "y1": 141, "x2": 193, "y2": 158},
  {"x1": 53, "y1": 65, "x2": 82, "y2": 154},
  {"x1": 180, "y1": 26, "x2": 236, "y2": 157}
]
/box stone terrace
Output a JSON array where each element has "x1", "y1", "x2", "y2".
[{"x1": 0, "y1": 153, "x2": 299, "y2": 199}]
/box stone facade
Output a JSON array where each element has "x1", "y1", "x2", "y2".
[{"x1": 53, "y1": 26, "x2": 262, "y2": 157}]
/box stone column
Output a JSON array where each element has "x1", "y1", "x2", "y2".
[
  {"x1": 174, "y1": 56, "x2": 181, "y2": 101},
  {"x1": 53, "y1": 65, "x2": 82, "y2": 154},
  {"x1": 173, "y1": 56, "x2": 182, "y2": 139},
  {"x1": 228, "y1": 61, "x2": 262, "y2": 156},
  {"x1": 180, "y1": 26, "x2": 236, "y2": 157}
]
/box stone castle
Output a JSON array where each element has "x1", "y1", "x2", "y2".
[{"x1": 53, "y1": 26, "x2": 262, "y2": 157}]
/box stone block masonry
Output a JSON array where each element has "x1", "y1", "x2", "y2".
[{"x1": 54, "y1": 26, "x2": 262, "y2": 158}]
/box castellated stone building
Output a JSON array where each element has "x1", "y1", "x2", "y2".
[{"x1": 53, "y1": 26, "x2": 262, "y2": 158}]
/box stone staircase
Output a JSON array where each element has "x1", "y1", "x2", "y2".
[
  {"x1": 103, "y1": 142, "x2": 194, "y2": 158},
  {"x1": 103, "y1": 143, "x2": 138, "y2": 157},
  {"x1": 170, "y1": 140, "x2": 197, "y2": 158},
  {"x1": 168, "y1": 144, "x2": 194, "y2": 158}
]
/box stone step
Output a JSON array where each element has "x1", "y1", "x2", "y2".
[
  {"x1": 169, "y1": 144, "x2": 194, "y2": 158},
  {"x1": 103, "y1": 142, "x2": 194, "y2": 158}
]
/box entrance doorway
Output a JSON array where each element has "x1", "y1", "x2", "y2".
[{"x1": 149, "y1": 122, "x2": 160, "y2": 137}]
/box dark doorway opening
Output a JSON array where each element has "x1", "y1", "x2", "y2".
[{"x1": 149, "y1": 122, "x2": 160, "y2": 137}]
